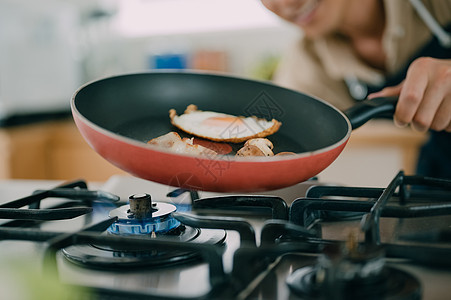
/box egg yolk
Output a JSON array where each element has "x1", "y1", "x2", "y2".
[{"x1": 202, "y1": 116, "x2": 245, "y2": 127}]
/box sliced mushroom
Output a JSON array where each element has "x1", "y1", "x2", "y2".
[
  {"x1": 236, "y1": 145, "x2": 266, "y2": 156},
  {"x1": 236, "y1": 138, "x2": 274, "y2": 157},
  {"x1": 245, "y1": 138, "x2": 274, "y2": 156}
]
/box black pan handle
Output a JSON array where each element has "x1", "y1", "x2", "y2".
[{"x1": 344, "y1": 97, "x2": 397, "y2": 130}]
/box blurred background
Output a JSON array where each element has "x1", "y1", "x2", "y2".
[
  {"x1": 0, "y1": 0, "x2": 426, "y2": 187},
  {"x1": 0, "y1": 0, "x2": 298, "y2": 120}
]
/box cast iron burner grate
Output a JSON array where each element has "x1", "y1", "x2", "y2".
[
  {"x1": 0, "y1": 180, "x2": 119, "y2": 225},
  {"x1": 284, "y1": 171, "x2": 450, "y2": 299},
  {"x1": 61, "y1": 224, "x2": 227, "y2": 269},
  {"x1": 290, "y1": 171, "x2": 451, "y2": 243},
  {"x1": 228, "y1": 171, "x2": 451, "y2": 300}
]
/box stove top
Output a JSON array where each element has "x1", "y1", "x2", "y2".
[{"x1": 0, "y1": 171, "x2": 450, "y2": 299}]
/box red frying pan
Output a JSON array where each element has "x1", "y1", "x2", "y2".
[{"x1": 71, "y1": 71, "x2": 395, "y2": 192}]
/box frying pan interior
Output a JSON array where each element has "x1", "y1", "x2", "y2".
[{"x1": 74, "y1": 72, "x2": 349, "y2": 154}]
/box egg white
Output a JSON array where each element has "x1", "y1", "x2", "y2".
[{"x1": 169, "y1": 105, "x2": 281, "y2": 143}]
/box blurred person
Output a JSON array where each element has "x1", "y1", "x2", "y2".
[{"x1": 261, "y1": 0, "x2": 451, "y2": 179}]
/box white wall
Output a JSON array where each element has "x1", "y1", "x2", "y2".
[
  {"x1": 81, "y1": 1, "x2": 301, "y2": 81},
  {"x1": 112, "y1": 0, "x2": 287, "y2": 37}
]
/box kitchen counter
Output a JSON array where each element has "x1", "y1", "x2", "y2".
[{"x1": 318, "y1": 119, "x2": 428, "y2": 186}]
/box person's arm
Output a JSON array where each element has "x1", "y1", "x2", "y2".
[{"x1": 368, "y1": 57, "x2": 451, "y2": 132}]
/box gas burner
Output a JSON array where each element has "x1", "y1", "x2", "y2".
[
  {"x1": 61, "y1": 226, "x2": 226, "y2": 269},
  {"x1": 108, "y1": 193, "x2": 181, "y2": 235},
  {"x1": 61, "y1": 193, "x2": 227, "y2": 269},
  {"x1": 286, "y1": 242, "x2": 422, "y2": 299}
]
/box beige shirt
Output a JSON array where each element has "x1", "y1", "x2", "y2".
[{"x1": 273, "y1": 0, "x2": 451, "y2": 111}]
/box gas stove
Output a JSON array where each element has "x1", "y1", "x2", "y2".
[{"x1": 1, "y1": 171, "x2": 450, "y2": 300}]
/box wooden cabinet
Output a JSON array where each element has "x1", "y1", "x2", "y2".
[
  {"x1": 0, "y1": 119, "x2": 428, "y2": 186},
  {"x1": 0, "y1": 119, "x2": 126, "y2": 181}
]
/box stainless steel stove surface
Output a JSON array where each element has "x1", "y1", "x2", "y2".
[{"x1": 0, "y1": 171, "x2": 450, "y2": 300}]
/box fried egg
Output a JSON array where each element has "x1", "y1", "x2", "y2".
[{"x1": 169, "y1": 105, "x2": 281, "y2": 143}]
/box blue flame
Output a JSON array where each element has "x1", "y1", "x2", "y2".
[{"x1": 108, "y1": 214, "x2": 181, "y2": 235}]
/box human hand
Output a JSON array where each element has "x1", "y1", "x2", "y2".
[{"x1": 368, "y1": 57, "x2": 451, "y2": 132}]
